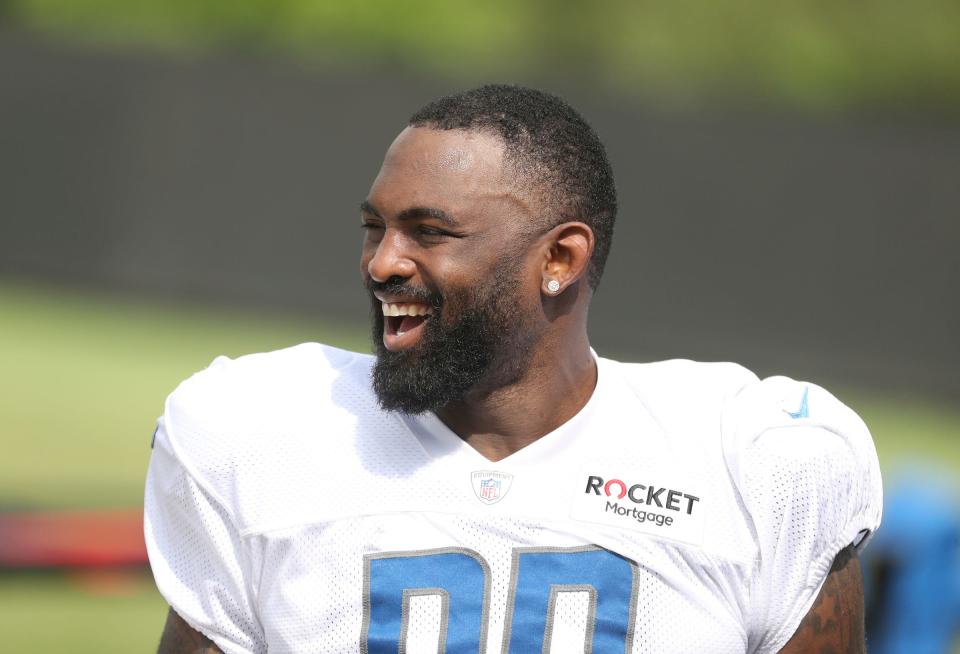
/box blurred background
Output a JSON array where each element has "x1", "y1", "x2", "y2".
[{"x1": 1, "y1": 1, "x2": 958, "y2": 651}]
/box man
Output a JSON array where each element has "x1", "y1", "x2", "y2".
[{"x1": 146, "y1": 85, "x2": 882, "y2": 653}]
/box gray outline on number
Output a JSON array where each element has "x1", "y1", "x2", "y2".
[
  {"x1": 399, "y1": 588, "x2": 449, "y2": 654},
  {"x1": 500, "y1": 545, "x2": 640, "y2": 654},
  {"x1": 360, "y1": 547, "x2": 491, "y2": 654},
  {"x1": 544, "y1": 584, "x2": 597, "y2": 654}
]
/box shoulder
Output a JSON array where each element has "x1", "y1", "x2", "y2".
[
  {"x1": 164, "y1": 342, "x2": 373, "y2": 436},
  {"x1": 611, "y1": 357, "x2": 759, "y2": 403},
  {"x1": 169, "y1": 341, "x2": 370, "y2": 408},
  {"x1": 153, "y1": 343, "x2": 381, "y2": 529},
  {"x1": 599, "y1": 356, "x2": 878, "y2": 484},
  {"x1": 599, "y1": 357, "x2": 881, "y2": 555},
  {"x1": 720, "y1": 376, "x2": 881, "y2": 491},
  {"x1": 602, "y1": 357, "x2": 759, "y2": 432},
  {"x1": 722, "y1": 375, "x2": 883, "y2": 571}
]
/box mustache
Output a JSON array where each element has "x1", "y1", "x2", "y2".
[{"x1": 366, "y1": 279, "x2": 441, "y2": 306}]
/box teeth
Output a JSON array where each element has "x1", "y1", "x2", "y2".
[{"x1": 380, "y1": 302, "x2": 432, "y2": 317}]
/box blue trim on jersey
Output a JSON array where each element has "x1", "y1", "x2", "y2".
[{"x1": 786, "y1": 386, "x2": 810, "y2": 419}]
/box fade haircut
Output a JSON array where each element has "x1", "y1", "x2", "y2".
[{"x1": 408, "y1": 84, "x2": 617, "y2": 289}]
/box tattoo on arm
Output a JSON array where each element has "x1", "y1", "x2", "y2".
[
  {"x1": 778, "y1": 545, "x2": 866, "y2": 654},
  {"x1": 157, "y1": 607, "x2": 225, "y2": 654}
]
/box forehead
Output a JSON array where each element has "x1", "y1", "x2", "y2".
[{"x1": 368, "y1": 127, "x2": 526, "y2": 219}]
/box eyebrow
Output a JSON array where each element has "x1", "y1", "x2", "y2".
[{"x1": 360, "y1": 200, "x2": 459, "y2": 227}]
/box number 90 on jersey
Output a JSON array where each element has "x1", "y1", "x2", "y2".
[{"x1": 361, "y1": 545, "x2": 639, "y2": 653}]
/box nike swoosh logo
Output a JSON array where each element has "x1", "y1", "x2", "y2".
[{"x1": 784, "y1": 386, "x2": 810, "y2": 419}]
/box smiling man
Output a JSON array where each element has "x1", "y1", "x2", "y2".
[{"x1": 146, "y1": 85, "x2": 882, "y2": 653}]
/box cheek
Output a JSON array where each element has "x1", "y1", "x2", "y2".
[{"x1": 423, "y1": 257, "x2": 470, "y2": 292}]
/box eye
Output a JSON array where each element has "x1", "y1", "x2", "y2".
[
  {"x1": 360, "y1": 222, "x2": 384, "y2": 242},
  {"x1": 417, "y1": 225, "x2": 450, "y2": 237},
  {"x1": 417, "y1": 224, "x2": 468, "y2": 242}
]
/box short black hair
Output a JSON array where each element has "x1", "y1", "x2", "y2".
[{"x1": 409, "y1": 84, "x2": 617, "y2": 290}]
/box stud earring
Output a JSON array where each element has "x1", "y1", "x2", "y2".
[{"x1": 546, "y1": 279, "x2": 561, "y2": 293}]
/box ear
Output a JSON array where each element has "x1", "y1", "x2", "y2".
[{"x1": 540, "y1": 222, "x2": 594, "y2": 296}]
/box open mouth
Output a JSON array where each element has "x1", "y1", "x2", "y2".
[{"x1": 381, "y1": 302, "x2": 433, "y2": 351}]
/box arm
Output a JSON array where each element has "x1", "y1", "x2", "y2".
[
  {"x1": 778, "y1": 545, "x2": 865, "y2": 654},
  {"x1": 147, "y1": 412, "x2": 265, "y2": 653},
  {"x1": 158, "y1": 608, "x2": 225, "y2": 654}
]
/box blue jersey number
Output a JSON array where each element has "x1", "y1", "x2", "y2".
[
  {"x1": 362, "y1": 548, "x2": 491, "y2": 653},
  {"x1": 362, "y1": 545, "x2": 637, "y2": 653}
]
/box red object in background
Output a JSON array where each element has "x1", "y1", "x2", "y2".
[{"x1": 0, "y1": 509, "x2": 147, "y2": 568}]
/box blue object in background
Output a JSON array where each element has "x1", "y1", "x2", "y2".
[{"x1": 863, "y1": 470, "x2": 960, "y2": 653}]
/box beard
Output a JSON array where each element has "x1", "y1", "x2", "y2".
[{"x1": 368, "y1": 258, "x2": 536, "y2": 414}]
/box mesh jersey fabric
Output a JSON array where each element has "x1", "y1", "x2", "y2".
[{"x1": 144, "y1": 343, "x2": 883, "y2": 654}]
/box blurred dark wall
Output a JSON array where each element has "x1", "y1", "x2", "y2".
[{"x1": 2, "y1": 33, "x2": 958, "y2": 397}]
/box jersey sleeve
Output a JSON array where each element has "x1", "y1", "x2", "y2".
[
  {"x1": 721, "y1": 376, "x2": 883, "y2": 654},
  {"x1": 145, "y1": 414, "x2": 266, "y2": 654}
]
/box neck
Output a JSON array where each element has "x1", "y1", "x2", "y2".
[{"x1": 435, "y1": 328, "x2": 597, "y2": 462}]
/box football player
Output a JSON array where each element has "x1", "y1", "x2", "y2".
[{"x1": 146, "y1": 85, "x2": 882, "y2": 653}]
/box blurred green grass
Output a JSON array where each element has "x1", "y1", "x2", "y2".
[
  {"x1": 1, "y1": 278, "x2": 958, "y2": 651},
  {"x1": 0, "y1": 571, "x2": 168, "y2": 653}
]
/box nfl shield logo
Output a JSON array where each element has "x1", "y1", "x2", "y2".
[
  {"x1": 480, "y1": 478, "x2": 500, "y2": 500},
  {"x1": 471, "y1": 470, "x2": 514, "y2": 505}
]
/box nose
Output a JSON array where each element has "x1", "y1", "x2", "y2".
[{"x1": 365, "y1": 229, "x2": 416, "y2": 283}]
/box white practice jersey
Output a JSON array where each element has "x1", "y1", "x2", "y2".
[{"x1": 145, "y1": 343, "x2": 882, "y2": 654}]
